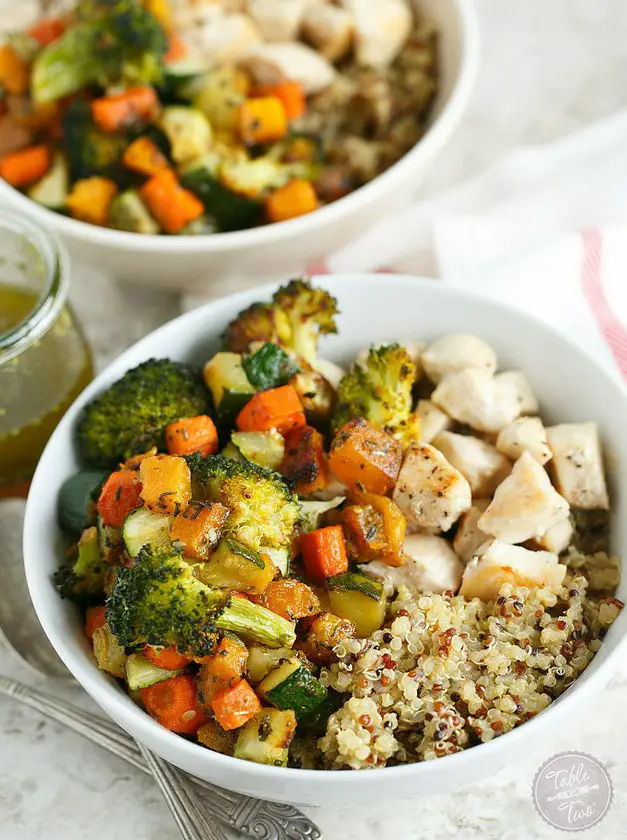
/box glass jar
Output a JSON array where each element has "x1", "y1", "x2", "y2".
[{"x1": 0, "y1": 213, "x2": 93, "y2": 496}]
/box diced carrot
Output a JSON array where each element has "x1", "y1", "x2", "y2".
[
  {"x1": 342, "y1": 492, "x2": 406, "y2": 567},
  {"x1": 266, "y1": 179, "x2": 319, "y2": 224},
  {"x1": 143, "y1": 644, "x2": 192, "y2": 670},
  {"x1": 300, "y1": 525, "x2": 349, "y2": 581},
  {"x1": 211, "y1": 679, "x2": 262, "y2": 731},
  {"x1": 122, "y1": 136, "x2": 169, "y2": 177},
  {"x1": 66, "y1": 177, "x2": 118, "y2": 226},
  {"x1": 139, "y1": 168, "x2": 204, "y2": 234},
  {"x1": 165, "y1": 415, "x2": 219, "y2": 458},
  {"x1": 164, "y1": 32, "x2": 188, "y2": 64},
  {"x1": 267, "y1": 81, "x2": 306, "y2": 121},
  {"x1": 85, "y1": 606, "x2": 107, "y2": 640},
  {"x1": 92, "y1": 86, "x2": 158, "y2": 133},
  {"x1": 329, "y1": 417, "x2": 403, "y2": 496},
  {"x1": 27, "y1": 17, "x2": 66, "y2": 46},
  {"x1": 238, "y1": 96, "x2": 288, "y2": 145},
  {"x1": 139, "y1": 453, "x2": 191, "y2": 515},
  {"x1": 255, "y1": 579, "x2": 321, "y2": 621},
  {"x1": 96, "y1": 470, "x2": 142, "y2": 528},
  {"x1": 169, "y1": 501, "x2": 229, "y2": 561},
  {"x1": 0, "y1": 45, "x2": 29, "y2": 95},
  {"x1": 0, "y1": 145, "x2": 51, "y2": 187},
  {"x1": 197, "y1": 637, "x2": 248, "y2": 705},
  {"x1": 281, "y1": 425, "x2": 328, "y2": 495},
  {"x1": 141, "y1": 674, "x2": 208, "y2": 734},
  {"x1": 236, "y1": 385, "x2": 306, "y2": 435}
]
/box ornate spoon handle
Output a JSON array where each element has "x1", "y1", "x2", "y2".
[{"x1": 0, "y1": 676, "x2": 322, "y2": 840}]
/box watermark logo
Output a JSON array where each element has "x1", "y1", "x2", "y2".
[{"x1": 532, "y1": 752, "x2": 613, "y2": 832}]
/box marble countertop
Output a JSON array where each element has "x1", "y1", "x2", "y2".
[{"x1": 3, "y1": 1, "x2": 627, "y2": 837}]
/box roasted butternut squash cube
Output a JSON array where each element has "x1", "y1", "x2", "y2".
[
  {"x1": 139, "y1": 454, "x2": 191, "y2": 515},
  {"x1": 170, "y1": 501, "x2": 229, "y2": 561},
  {"x1": 329, "y1": 417, "x2": 402, "y2": 496},
  {"x1": 256, "y1": 579, "x2": 321, "y2": 621},
  {"x1": 342, "y1": 493, "x2": 406, "y2": 567},
  {"x1": 281, "y1": 425, "x2": 329, "y2": 495},
  {"x1": 197, "y1": 636, "x2": 249, "y2": 705},
  {"x1": 197, "y1": 720, "x2": 237, "y2": 755},
  {"x1": 194, "y1": 538, "x2": 277, "y2": 594},
  {"x1": 295, "y1": 612, "x2": 355, "y2": 665}
]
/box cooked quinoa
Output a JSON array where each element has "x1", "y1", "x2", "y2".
[{"x1": 309, "y1": 555, "x2": 622, "y2": 770}]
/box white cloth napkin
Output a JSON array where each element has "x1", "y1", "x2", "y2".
[{"x1": 309, "y1": 108, "x2": 627, "y2": 384}]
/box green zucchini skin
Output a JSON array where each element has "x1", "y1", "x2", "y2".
[
  {"x1": 261, "y1": 659, "x2": 329, "y2": 722},
  {"x1": 327, "y1": 571, "x2": 385, "y2": 600},
  {"x1": 218, "y1": 389, "x2": 255, "y2": 432},
  {"x1": 57, "y1": 470, "x2": 109, "y2": 535},
  {"x1": 125, "y1": 652, "x2": 185, "y2": 690},
  {"x1": 242, "y1": 343, "x2": 300, "y2": 391},
  {"x1": 181, "y1": 168, "x2": 262, "y2": 233}
]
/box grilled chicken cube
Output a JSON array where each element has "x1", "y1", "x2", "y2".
[
  {"x1": 431, "y1": 369, "x2": 522, "y2": 434},
  {"x1": 302, "y1": 3, "x2": 354, "y2": 62},
  {"x1": 546, "y1": 423, "x2": 610, "y2": 510},
  {"x1": 243, "y1": 42, "x2": 336, "y2": 94},
  {"x1": 478, "y1": 451, "x2": 570, "y2": 544},
  {"x1": 529, "y1": 517, "x2": 574, "y2": 554},
  {"x1": 339, "y1": 0, "x2": 411, "y2": 68},
  {"x1": 198, "y1": 13, "x2": 262, "y2": 64},
  {"x1": 432, "y1": 431, "x2": 511, "y2": 497},
  {"x1": 415, "y1": 399, "x2": 452, "y2": 444},
  {"x1": 362, "y1": 534, "x2": 464, "y2": 596},
  {"x1": 247, "y1": 0, "x2": 308, "y2": 42},
  {"x1": 421, "y1": 333, "x2": 497, "y2": 385},
  {"x1": 453, "y1": 499, "x2": 490, "y2": 564},
  {"x1": 460, "y1": 539, "x2": 566, "y2": 600},
  {"x1": 495, "y1": 371, "x2": 539, "y2": 415},
  {"x1": 314, "y1": 357, "x2": 345, "y2": 390},
  {"x1": 496, "y1": 417, "x2": 552, "y2": 465},
  {"x1": 393, "y1": 443, "x2": 472, "y2": 533}
]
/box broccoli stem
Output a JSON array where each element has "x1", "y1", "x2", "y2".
[{"x1": 216, "y1": 597, "x2": 296, "y2": 648}]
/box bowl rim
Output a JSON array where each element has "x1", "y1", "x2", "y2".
[
  {"x1": 0, "y1": 0, "x2": 479, "y2": 254},
  {"x1": 24, "y1": 272, "x2": 627, "y2": 791}
]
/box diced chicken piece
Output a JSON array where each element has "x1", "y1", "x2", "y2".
[
  {"x1": 311, "y1": 471, "x2": 348, "y2": 501},
  {"x1": 495, "y1": 371, "x2": 538, "y2": 415},
  {"x1": 247, "y1": 0, "x2": 308, "y2": 42},
  {"x1": 0, "y1": 0, "x2": 39, "y2": 30},
  {"x1": 478, "y1": 451, "x2": 570, "y2": 544},
  {"x1": 362, "y1": 534, "x2": 464, "y2": 596},
  {"x1": 313, "y1": 358, "x2": 345, "y2": 390},
  {"x1": 460, "y1": 539, "x2": 566, "y2": 600},
  {"x1": 339, "y1": 0, "x2": 412, "y2": 68},
  {"x1": 432, "y1": 431, "x2": 511, "y2": 497},
  {"x1": 393, "y1": 444, "x2": 472, "y2": 533},
  {"x1": 421, "y1": 334, "x2": 498, "y2": 385},
  {"x1": 546, "y1": 423, "x2": 610, "y2": 510},
  {"x1": 431, "y1": 369, "x2": 522, "y2": 434},
  {"x1": 530, "y1": 517, "x2": 574, "y2": 554},
  {"x1": 496, "y1": 417, "x2": 552, "y2": 465},
  {"x1": 416, "y1": 399, "x2": 452, "y2": 444},
  {"x1": 243, "y1": 42, "x2": 336, "y2": 95},
  {"x1": 453, "y1": 500, "x2": 491, "y2": 564},
  {"x1": 302, "y1": 4, "x2": 354, "y2": 62},
  {"x1": 197, "y1": 13, "x2": 263, "y2": 65}
]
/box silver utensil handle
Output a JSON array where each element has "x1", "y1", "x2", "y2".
[
  {"x1": 0, "y1": 676, "x2": 322, "y2": 840},
  {"x1": 136, "y1": 741, "x2": 228, "y2": 840}
]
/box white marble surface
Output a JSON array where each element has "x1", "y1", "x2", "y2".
[{"x1": 4, "y1": 1, "x2": 627, "y2": 838}]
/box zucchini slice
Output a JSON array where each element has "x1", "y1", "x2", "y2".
[
  {"x1": 97, "y1": 514, "x2": 123, "y2": 564},
  {"x1": 203, "y1": 352, "x2": 255, "y2": 428},
  {"x1": 258, "y1": 657, "x2": 328, "y2": 722},
  {"x1": 57, "y1": 469, "x2": 109, "y2": 536},
  {"x1": 262, "y1": 545, "x2": 290, "y2": 577},
  {"x1": 194, "y1": 537, "x2": 276, "y2": 594},
  {"x1": 231, "y1": 430, "x2": 285, "y2": 471},
  {"x1": 234, "y1": 708, "x2": 297, "y2": 767},
  {"x1": 327, "y1": 572, "x2": 386, "y2": 638},
  {"x1": 28, "y1": 153, "x2": 69, "y2": 209},
  {"x1": 125, "y1": 652, "x2": 185, "y2": 690},
  {"x1": 247, "y1": 646, "x2": 295, "y2": 685},
  {"x1": 122, "y1": 507, "x2": 172, "y2": 558}
]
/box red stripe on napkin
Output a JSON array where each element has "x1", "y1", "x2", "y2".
[
  {"x1": 581, "y1": 229, "x2": 627, "y2": 381},
  {"x1": 307, "y1": 259, "x2": 331, "y2": 275}
]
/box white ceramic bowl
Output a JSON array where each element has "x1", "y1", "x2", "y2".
[
  {"x1": 24, "y1": 274, "x2": 627, "y2": 808},
  {"x1": 0, "y1": 0, "x2": 478, "y2": 294}
]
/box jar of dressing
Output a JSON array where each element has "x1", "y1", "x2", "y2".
[{"x1": 0, "y1": 213, "x2": 93, "y2": 496}]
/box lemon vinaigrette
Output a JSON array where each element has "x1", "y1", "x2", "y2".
[{"x1": 0, "y1": 216, "x2": 92, "y2": 496}]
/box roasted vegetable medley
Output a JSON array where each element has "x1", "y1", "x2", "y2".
[
  {"x1": 0, "y1": 0, "x2": 437, "y2": 234},
  {"x1": 56, "y1": 279, "x2": 622, "y2": 769}
]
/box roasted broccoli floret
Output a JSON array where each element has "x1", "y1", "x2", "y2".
[
  {"x1": 106, "y1": 547, "x2": 295, "y2": 655},
  {"x1": 186, "y1": 454, "x2": 299, "y2": 553},
  {"x1": 333, "y1": 344, "x2": 419, "y2": 442},
  {"x1": 61, "y1": 100, "x2": 128, "y2": 181},
  {"x1": 54, "y1": 526, "x2": 108, "y2": 605},
  {"x1": 223, "y1": 279, "x2": 338, "y2": 364},
  {"x1": 77, "y1": 359, "x2": 210, "y2": 468},
  {"x1": 32, "y1": 0, "x2": 168, "y2": 103}
]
